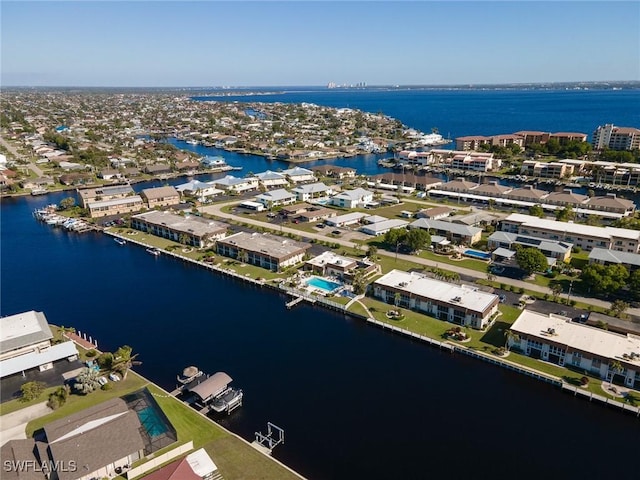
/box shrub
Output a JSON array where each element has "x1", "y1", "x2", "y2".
[
  {"x1": 97, "y1": 352, "x2": 113, "y2": 369},
  {"x1": 580, "y1": 376, "x2": 589, "y2": 386},
  {"x1": 543, "y1": 293, "x2": 550, "y2": 301},
  {"x1": 86, "y1": 349, "x2": 98, "y2": 358},
  {"x1": 20, "y1": 381, "x2": 46, "y2": 402},
  {"x1": 100, "y1": 383, "x2": 112, "y2": 391},
  {"x1": 518, "y1": 287, "x2": 525, "y2": 294}
]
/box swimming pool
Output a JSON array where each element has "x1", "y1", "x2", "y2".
[
  {"x1": 137, "y1": 405, "x2": 170, "y2": 437},
  {"x1": 463, "y1": 249, "x2": 492, "y2": 260},
  {"x1": 306, "y1": 277, "x2": 342, "y2": 292}
]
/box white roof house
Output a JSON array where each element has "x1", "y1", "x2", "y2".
[
  {"x1": 360, "y1": 219, "x2": 409, "y2": 236},
  {"x1": 1, "y1": 311, "x2": 52, "y2": 356},
  {"x1": 0, "y1": 341, "x2": 79, "y2": 378},
  {"x1": 325, "y1": 212, "x2": 368, "y2": 227},
  {"x1": 256, "y1": 170, "x2": 289, "y2": 187},
  {"x1": 212, "y1": 175, "x2": 259, "y2": 192},
  {"x1": 255, "y1": 188, "x2": 296, "y2": 207},
  {"x1": 175, "y1": 180, "x2": 223, "y2": 201},
  {"x1": 282, "y1": 167, "x2": 315, "y2": 183},
  {"x1": 331, "y1": 188, "x2": 374, "y2": 208},
  {"x1": 292, "y1": 182, "x2": 331, "y2": 201}
]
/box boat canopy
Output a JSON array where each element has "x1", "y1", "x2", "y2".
[{"x1": 188, "y1": 372, "x2": 232, "y2": 402}]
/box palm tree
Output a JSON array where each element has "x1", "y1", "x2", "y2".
[
  {"x1": 609, "y1": 360, "x2": 623, "y2": 388},
  {"x1": 112, "y1": 345, "x2": 141, "y2": 380},
  {"x1": 504, "y1": 330, "x2": 520, "y2": 351}
]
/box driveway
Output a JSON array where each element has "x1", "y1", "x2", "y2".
[{"x1": 0, "y1": 401, "x2": 51, "y2": 446}]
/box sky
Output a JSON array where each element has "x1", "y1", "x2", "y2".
[{"x1": 2, "y1": 1, "x2": 639, "y2": 87}]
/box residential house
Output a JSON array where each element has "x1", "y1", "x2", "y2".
[
  {"x1": 145, "y1": 164, "x2": 172, "y2": 175},
  {"x1": 487, "y1": 231, "x2": 573, "y2": 263},
  {"x1": 255, "y1": 189, "x2": 297, "y2": 208},
  {"x1": 360, "y1": 219, "x2": 409, "y2": 236},
  {"x1": 297, "y1": 207, "x2": 337, "y2": 223},
  {"x1": 588, "y1": 248, "x2": 640, "y2": 271},
  {"x1": 373, "y1": 270, "x2": 499, "y2": 329},
  {"x1": 409, "y1": 218, "x2": 482, "y2": 246},
  {"x1": 175, "y1": 180, "x2": 223, "y2": 203},
  {"x1": 291, "y1": 182, "x2": 331, "y2": 202},
  {"x1": 211, "y1": 175, "x2": 259, "y2": 193},
  {"x1": 256, "y1": 170, "x2": 289, "y2": 188},
  {"x1": 330, "y1": 188, "x2": 374, "y2": 208},
  {"x1": 282, "y1": 167, "x2": 315, "y2": 183}
]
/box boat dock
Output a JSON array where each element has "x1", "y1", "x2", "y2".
[{"x1": 252, "y1": 422, "x2": 285, "y2": 456}]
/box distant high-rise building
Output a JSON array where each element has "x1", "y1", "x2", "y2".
[{"x1": 592, "y1": 124, "x2": 640, "y2": 151}]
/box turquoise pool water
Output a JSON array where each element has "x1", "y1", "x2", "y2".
[
  {"x1": 307, "y1": 277, "x2": 342, "y2": 292},
  {"x1": 137, "y1": 406, "x2": 170, "y2": 437},
  {"x1": 463, "y1": 249, "x2": 491, "y2": 260}
]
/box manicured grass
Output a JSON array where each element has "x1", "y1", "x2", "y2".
[
  {"x1": 25, "y1": 371, "x2": 149, "y2": 437},
  {"x1": 0, "y1": 386, "x2": 59, "y2": 416},
  {"x1": 416, "y1": 250, "x2": 489, "y2": 272},
  {"x1": 347, "y1": 301, "x2": 369, "y2": 318}
]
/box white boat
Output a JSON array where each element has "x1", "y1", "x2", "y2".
[
  {"x1": 114, "y1": 238, "x2": 126, "y2": 245},
  {"x1": 186, "y1": 139, "x2": 199, "y2": 145},
  {"x1": 146, "y1": 248, "x2": 161, "y2": 256},
  {"x1": 210, "y1": 388, "x2": 243, "y2": 413},
  {"x1": 31, "y1": 188, "x2": 48, "y2": 196},
  {"x1": 177, "y1": 366, "x2": 203, "y2": 385}
]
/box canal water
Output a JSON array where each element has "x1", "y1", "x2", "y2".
[{"x1": 2, "y1": 192, "x2": 639, "y2": 479}]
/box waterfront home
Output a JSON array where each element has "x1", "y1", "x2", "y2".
[
  {"x1": 471, "y1": 181, "x2": 512, "y2": 197},
  {"x1": 584, "y1": 194, "x2": 636, "y2": 216},
  {"x1": 543, "y1": 189, "x2": 588, "y2": 208},
  {"x1": 588, "y1": 247, "x2": 640, "y2": 271},
  {"x1": 396, "y1": 150, "x2": 435, "y2": 166},
  {"x1": 99, "y1": 169, "x2": 124, "y2": 180},
  {"x1": 0, "y1": 310, "x2": 79, "y2": 379},
  {"x1": 311, "y1": 165, "x2": 357, "y2": 179},
  {"x1": 78, "y1": 184, "x2": 136, "y2": 208},
  {"x1": 145, "y1": 163, "x2": 172, "y2": 175},
  {"x1": 282, "y1": 166, "x2": 315, "y2": 183},
  {"x1": 216, "y1": 232, "x2": 311, "y2": 271},
  {"x1": 499, "y1": 213, "x2": 640, "y2": 253},
  {"x1": 409, "y1": 218, "x2": 482, "y2": 246},
  {"x1": 450, "y1": 154, "x2": 500, "y2": 172},
  {"x1": 141, "y1": 186, "x2": 181, "y2": 208},
  {"x1": 487, "y1": 231, "x2": 572, "y2": 263},
  {"x1": 330, "y1": 188, "x2": 374, "y2": 209},
  {"x1": 20, "y1": 176, "x2": 55, "y2": 190},
  {"x1": 0, "y1": 397, "x2": 148, "y2": 480},
  {"x1": 360, "y1": 219, "x2": 409, "y2": 236},
  {"x1": 88, "y1": 195, "x2": 145, "y2": 218},
  {"x1": 304, "y1": 251, "x2": 379, "y2": 282},
  {"x1": 211, "y1": 175, "x2": 259, "y2": 193},
  {"x1": 255, "y1": 188, "x2": 297, "y2": 209},
  {"x1": 508, "y1": 310, "x2": 640, "y2": 389},
  {"x1": 200, "y1": 155, "x2": 227, "y2": 168},
  {"x1": 504, "y1": 185, "x2": 548, "y2": 203},
  {"x1": 520, "y1": 160, "x2": 575, "y2": 179},
  {"x1": 291, "y1": 182, "x2": 331, "y2": 202},
  {"x1": 439, "y1": 178, "x2": 479, "y2": 193},
  {"x1": 416, "y1": 206, "x2": 454, "y2": 220},
  {"x1": 58, "y1": 172, "x2": 94, "y2": 186},
  {"x1": 256, "y1": 170, "x2": 289, "y2": 188},
  {"x1": 175, "y1": 180, "x2": 223, "y2": 202},
  {"x1": 373, "y1": 270, "x2": 499, "y2": 329},
  {"x1": 131, "y1": 211, "x2": 228, "y2": 248}
]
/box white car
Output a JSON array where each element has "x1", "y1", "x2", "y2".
[
  {"x1": 109, "y1": 373, "x2": 121, "y2": 382},
  {"x1": 97, "y1": 376, "x2": 108, "y2": 386}
]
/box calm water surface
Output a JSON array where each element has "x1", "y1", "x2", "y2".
[{"x1": 2, "y1": 193, "x2": 638, "y2": 480}]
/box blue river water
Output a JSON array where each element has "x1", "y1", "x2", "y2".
[{"x1": 3, "y1": 89, "x2": 640, "y2": 479}]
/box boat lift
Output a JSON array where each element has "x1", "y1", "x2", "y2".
[{"x1": 253, "y1": 422, "x2": 284, "y2": 455}]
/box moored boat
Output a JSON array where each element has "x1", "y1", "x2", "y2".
[
  {"x1": 146, "y1": 248, "x2": 161, "y2": 256},
  {"x1": 177, "y1": 365, "x2": 203, "y2": 385},
  {"x1": 114, "y1": 238, "x2": 126, "y2": 246}
]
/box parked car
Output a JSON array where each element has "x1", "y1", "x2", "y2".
[
  {"x1": 499, "y1": 294, "x2": 506, "y2": 303},
  {"x1": 109, "y1": 372, "x2": 121, "y2": 382},
  {"x1": 332, "y1": 230, "x2": 341, "y2": 235},
  {"x1": 97, "y1": 376, "x2": 108, "y2": 386},
  {"x1": 316, "y1": 224, "x2": 325, "y2": 228}
]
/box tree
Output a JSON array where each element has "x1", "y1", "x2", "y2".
[
  {"x1": 352, "y1": 270, "x2": 366, "y2": 295},
  {"x1": 611, "y1": 299, "x2": 629, "y2": 318},
  {"x1": 550, "y1": 283, "x2": 563, "y2": 301},
  {"x1": 404, "y1": 228, "x2": 430, "y2": 253},
  {"x1": 112, "y1": 345, "x2": 141, "y2": 379},
  {"x1": 529, "y1": 204, "x2": 544, "y2": 218},
  {"x1": 74, "y1": 368, "x2": 101, "y2": 394},
  {"x1": 504, "y1": 330, "x2": 520, "y2": 351},
  {"x1": 555, "y1": 205, "x2": 575, "y2": 222},
  {"x1": 59, "y1": 197, "x2": 76, "y2": 210},
  {"x1": 581, "y1": 263, "x2": 629, "y2": 296},
  {"x1": 515, "y1": 247, "x2": 548, "y2": 275},
  {"x1": 367, "y1": 245, "x2": 378, "y2": 260},
  {"x1": 609, "y1": 360, "x2": 623, "y2": 387},
  {"x1": 20, "y1": 381, "x2": 46, "y2": 402},
  {"x1": 178, "y1": 233, "x2": 189, "y2": 245}
]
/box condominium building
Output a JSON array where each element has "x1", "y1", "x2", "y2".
[
  {"x1": 373, "y1": 270, "x2": 499, "y2": 329},
  {"x1": 509, "y1": 310, "x2": 640, "y2": 389},
  {"x1": 500, "y1": 213, "x2": 640, "y2": 252},
  {"x1": 592, "y1": 124, "x2": 640, "y2": 151},
  {"x1": 131, "y1": 210, "x2": 228, "y2": 248},
  {"x1": 216, "y1": 232, "x2": 311, "y2": 271}
]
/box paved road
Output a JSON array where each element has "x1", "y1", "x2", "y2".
[
  {"x1": 200, "y1": 200, "x2": 640, "y2": 316},
  {"x1": 0, "y1": 134, "x2": 44, "y2": 177},
  {"x1": 0, "y1": 401, "x2": 51, "y2": 447}
]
